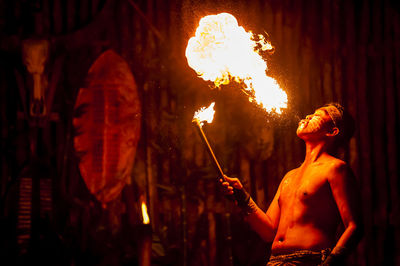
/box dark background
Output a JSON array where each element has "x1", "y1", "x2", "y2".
[{"x1": 0, "y1": 0, "x2": 399, "y2": 265}]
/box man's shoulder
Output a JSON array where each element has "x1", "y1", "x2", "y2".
[
  {"x1": 322, "y1": 154, "x2": 348, "y2": 170},
  {"x1": 322, "y1": 156, "x2": 353, "y2": 182},
  {"x1": 283, "y1": 167, "x2": 300, "y2": 178}
]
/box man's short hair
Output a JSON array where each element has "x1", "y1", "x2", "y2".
[{"x1": 323, "y1": 102, "x2": 355, "y2": 148}]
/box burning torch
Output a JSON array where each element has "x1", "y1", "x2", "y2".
[
  {"x1": 138, "y1": 197, "x2": 151, "y2": 266},
  {"x1": 192, "y1": 102, "x2": 249, "y2": 204},
  {"x1": 191, "y1": 103, "x2": 225, "y2": 179}
]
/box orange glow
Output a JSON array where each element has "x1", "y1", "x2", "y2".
[
  {"x1": 141, "y1": 202, "x2": 150, "y2": 224},
  {"x1": 193, "y1": 102, "x2": 215, "y2": 126},
  {"x1": 185, "y1": 13, "x2": 287, "y2": 113}
]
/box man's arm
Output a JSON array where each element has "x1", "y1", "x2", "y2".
[
  {"x1": 244, "y1": 184, "x2": 281, "y2": 242},
  {"x1": 324, "y1": 161, "x2": 363, "y2": 264},
  {"x1": 221, "y1": 175, "x2": 282, "y2": 243}
]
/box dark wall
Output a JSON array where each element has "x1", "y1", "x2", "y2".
[{"x1": 0, "y1": 0, "x2": 399, "y2": 265}]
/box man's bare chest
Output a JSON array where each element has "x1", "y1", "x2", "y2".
[{"x1": 279, "y1": 166, "x2": 331, "y2": 206}]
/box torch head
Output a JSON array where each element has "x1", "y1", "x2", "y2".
[{"x1": 193, "y1": 102, "x2": 216, "y2": 127}]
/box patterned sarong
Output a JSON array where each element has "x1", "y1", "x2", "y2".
[{"x1": 267, "y1": 249, "x2": 331, "y2": 266}]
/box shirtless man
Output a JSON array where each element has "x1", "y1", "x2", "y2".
[{"x1": 221, "y1": 103, "x2": 363, "y2": 265}]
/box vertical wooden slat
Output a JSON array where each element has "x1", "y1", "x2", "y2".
[
  {"x1": 254, "y1": 161, "x2": 267, "y2": 210},
  {"x1": 118, "y1": 0, "x2": 132, "y2": 62},
  {"x1": 0, "y1": 0, "x2": 5, "y2": 32},
  {"x1": 299, "y1": 0, "x2": 315, "y2": 106},
  {"x1": 286, "y1": 0, "x2": 303, "y2": 169},
  {"x1": 239, "y1": 153, "x2": 251, "y2": 196},
  {"x1": 39, "y1": 178, "x2": 52, "y2": 219},
  {"x1": 310, "y1": 1, "x2": 325, "y2": 106},
  {"x1": 383, "y1": 0, "x2": 399, "y2": 225},
  {"x1": 143, "y1": 82, "x2": 158, "y2": 233},
  {"x1": 55, "y1": 118, "x2": 65, "y2": 197},
  {"x1": 287, "y1": 0, "x2": 302, "y2": 105},
  {"x1": 383, "y1": 2, "x2": 399, "y2": 266},
  {"x1": 207, "y1": 212, "x2": 216, "y2": 266},
  {"x1": 80, "y1": 0, "x2": 90, "y2": 24},
  {"x1": 280, "y1": 1, "x2": 296, "y2": 171},
  {"x1": 131, "y1": 2, "x2": 143, "y2": 61},
  {"x1": 342, "y1": 2, "x2": 363, "y2": 263},
  {"x1": 331, "y1": 0, "x2": 343, "y2": 102},
  {"x1": 66, "y1": 0, "x2": 75, "y2": 32},
  {"x1": 41, "y1": 0, "x2": 51, "y2": 36},
  {"x1": 0, "y1": 68, "x2": 7, "y2": 199},
  {"x1": 355, "y1": 0, "x2": 374, "y2": 264},
  {"x1": 343, "y1": 1, "x2": 359, "y2": 171},
  {"x1": 395, "y1": 10, "x2": 400, "y2": 129},
  {"x1": 391, "y1": 9, "x2": 400, "y2": 266},
  {"x1": 321, "y1": 0, "x2": 333, "y2": 102},
  {"x1": 53, "y1": 0, "x2": 63, "y2": 34},
  {"x1": 370, "y1": 1, "x2": 388, "y2": 264}
]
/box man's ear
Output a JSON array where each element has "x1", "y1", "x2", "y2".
[{"x1": 326, "y1": 127, "x2": 339, "y2": 137}]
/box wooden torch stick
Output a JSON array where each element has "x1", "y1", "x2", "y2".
[
  {"x1": 192, "y1": 118, "x2": 250, "y2": 206},
  {"x1": 192, "y1": 118, "x2": 226, "y2": 181}
]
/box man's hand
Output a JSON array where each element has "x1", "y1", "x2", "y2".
[
  {"x1": 219, "y1": 175, "x2": 251, "y2": 208},
  {"x1": 219, "y1": 175, "x2": 244, "y2": 195},
  {"x1": 321, "y1": 246, "x2": 348, "y2": 266},
  {"x1": 220, "y1": 175, "x2": 278, "y2": 242}
]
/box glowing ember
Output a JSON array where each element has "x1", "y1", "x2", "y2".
[
  {"x1": 141, "y1": 202, "x2": 150, "y2": 224},
  {"x1": 193, "y1": 102, "x2": 215, "y2": 126},
  {"x1": 186, "y1": 13, "x2": 287, "y2": 113}
]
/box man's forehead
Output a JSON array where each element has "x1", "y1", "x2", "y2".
[{"x1": 315, "y1": 107, "x2": 329, "y2": 115}]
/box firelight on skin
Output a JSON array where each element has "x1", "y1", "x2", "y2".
[{"x1": 297, "y1": 108, "x2": 336, "y2": 137}]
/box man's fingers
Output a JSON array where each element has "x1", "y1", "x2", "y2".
[
  {"x1": 220, "y1": 175, "x2": 244, "y2": 193},
  {"x1": 223, "y1": 175, "x2": 244, "y2": 189},
  {"x1": 225, "y1": 187, "x2": 234, "y2": 195},
  {"x1": 233, "y1": 183, "x2": 243, "y2": 189},
  {"x1": 223, "y1": 175, "x2": 237, "y2": 182},
  {"x1": 221, "y1": 182, "x2": 230, "y2": 187}
]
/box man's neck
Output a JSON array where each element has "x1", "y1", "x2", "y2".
[{"x1": 303, "y1": 140, "x2": 329, "y2": 164}]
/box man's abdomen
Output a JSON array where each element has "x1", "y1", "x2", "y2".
[{"x1": 271, "y1": 224, "x2": 336, "y2": 255}]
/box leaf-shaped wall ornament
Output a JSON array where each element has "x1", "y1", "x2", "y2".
[{"x1": 73, "y1": 50, "x2": 141, "y2": 207}]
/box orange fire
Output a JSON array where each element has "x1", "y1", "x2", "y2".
[
  {"x1": 141, "y1": 202, "x2": 150, "y2": 224},
  {"x1": 186, "y1": 13, "x2": 287, "y2": 113},
  {"x1": 193, "y1": 102, "x2": 215, "y2": 126}
]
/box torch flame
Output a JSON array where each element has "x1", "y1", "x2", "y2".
[
  {"x1": 141, "y1": 202, "x2": 150, "y2": 224},
  {"x1": 185, "y1": 13, "x2": 287, "y2": 113},
  {"x1": 193, "y1": 102, "x2": 215, "y2": 126}
]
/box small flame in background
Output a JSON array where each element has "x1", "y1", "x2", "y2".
[
  {"x1": 186, "y1": 13, "x2": 287, "y2": 113},
  {"x1": 141, "y1": 202, "x2": 150, "y2": 224},
  {"x1": 193, "y1": 102, "x2": 215, "y2": 126}
]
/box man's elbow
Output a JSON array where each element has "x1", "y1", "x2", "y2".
[{"x1": 349, "y1": 220, "x2": 364, "y2": 243}]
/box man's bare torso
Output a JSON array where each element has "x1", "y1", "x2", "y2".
[{"x1": 271, "y1": 156, "x2": 343, "y2": 255}]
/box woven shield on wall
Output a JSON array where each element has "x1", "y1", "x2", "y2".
[{"x1": 73, "y1": 50, "x2": 141, "y2": 206}]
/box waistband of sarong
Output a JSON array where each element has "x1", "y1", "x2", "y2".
[{"x1": 269, "y1": 248, "x2": 332, "y2": 262}]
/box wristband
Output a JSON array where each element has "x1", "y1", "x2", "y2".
[
  {"x1": 321, "y1": 246, "x2": 348, "y2": 266},
  {"x1": 233, "y1": 187, "x2": 250, "y2": 207}
]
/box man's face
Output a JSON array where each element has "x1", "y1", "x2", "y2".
[{"x1": 296, "y1": 107, "x2": 335, "y2": 139}]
